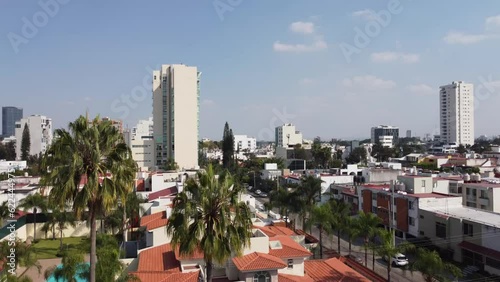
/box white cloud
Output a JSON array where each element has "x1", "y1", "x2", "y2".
[
  {"x1": 371, "y1": 52, "x2": 420, "y2": 63},
  {"x1": 407, "y1": 84, "x2": 435, "y2": 95},
  {"x1": 201, "y1": 99, "x2": 215, "y2": 106},
  {"x1": 352, "y1": 9, "x2": 376, "y2": 20},
  {"x1": 342, "y1": 75, "x2": 396, "y2": 90},
  {"x1": 443, "y1": 32, "x2": 493, "y2": 44},
  {"x1": 273, "y1": 39, "x2": 327, "y2": 53},
  {"x1": 298, "y1": 78, "x2": 315, "y2": 85},
  {"x1": 274, "y1": 20, "x2": 327, "y2": 53},
  {"x1": 485, "y1": 15, "x2": 500, "y2": 31},
  {"x1": 289, "y1": 21, "x2": 315, "y2": 34}
]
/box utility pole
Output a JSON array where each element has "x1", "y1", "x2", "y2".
[{"x1": 390, "y1": 180, "x2": 396, "y2": 247}]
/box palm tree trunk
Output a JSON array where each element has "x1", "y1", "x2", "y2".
[
  {"x1": 206, "y1": 260, "x2": 213, "y2": 282},
  {"x1": 122, "y1": 201, "x2": 127, "y2": 257},
  {"x1": 348, "y1": 236, "x2": 352, "y2": 255},
  {"x1": 372, "y1": 248, "x2": 375, "y2": 270},
  {"x1": 60, "y1": 226, "x2": 63, "y2": 251},
  {"x1": 364, "y1": 238, "x2": 368, "y2": 266},
  {"x1": 90, "y1": 208, "x2": 97, "y2": 282},
  {"x1": 337, "y1": 230, "x2": 341, "y2": 255},
  {"x1": 387, "y1": 259, "x2": 392, "y2": 282},
  {"x1": 319, "y1": 226, "x2": 323, "y2": 259},
  {"x1": 33, "y1": 208, "x2": 37, "y2": 241},
  {"x1": 52, "y1": 225, "x2": 56, "y2": 240}
]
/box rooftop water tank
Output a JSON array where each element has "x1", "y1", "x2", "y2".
[{"x1": 463, "y1": 173, "x2": 470, "y2": 182}]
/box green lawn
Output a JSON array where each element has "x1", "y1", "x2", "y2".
[{"x1": 32, "y1": 237, "x2": 88, "y2": 259}]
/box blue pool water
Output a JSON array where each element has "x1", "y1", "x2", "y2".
[{"x1": 45, "y1": 263, "x2": 89, "y2": 282}]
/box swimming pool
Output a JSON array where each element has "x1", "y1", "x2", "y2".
[{"x1": 45, "y1": 263, "x2": 89, "y2": 282}]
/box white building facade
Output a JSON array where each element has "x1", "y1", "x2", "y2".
[
  {"x1": 275, "y1": 124, "x2": 303, "y2": 148},
  {"x1": 15, "y1": 115, "x2": 53, "y2": 160},
  {"x1": 234, "y1": 135, "x2": 257, "y2": 152},
  {"x1": 125, "y1": 118, "x2": 155, "y2": 171},
  {"x1": 439, "y1": 81, "x2": 474, "y2": 146},
  {"x1": 153, "y1": 64, "x2": 200, "y2": 170}
]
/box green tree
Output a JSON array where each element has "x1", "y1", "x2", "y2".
[
  {"x1": 376, "y1": 229, "x2": 415, "y2": 282},
  {"x1": 222, "y1": 122, "x2": 235, "y2": 169},
  {"x1": 268, "y1": 187, "x2": 301, "y2": 228},
  {"x1": 329, "y1": 199, "x2": 352, "y2": 254},
  {"x1": 19, "y1": 193, "x2": 47, "y2": 242},
  {"x1": 0, "y1": 201, "x2": 9, "y2": 227},
  {"x1": 21, "y1": 123, "x2": 31, "y2": 161},
  {"x1": 292, "y1": 144, "x2": 307, "y2": 160},
  {"x1": 42, "y1": 205, "x2": 76, "y2": 252},
  {"x1": 296, "y1": 175, "x2": 323, "y2": 231},
  {"x1": 0, "y1": 240, "x2": 41, "y2": 279},
  {"x1": 5, "y1": 141, "x2": 16, "y2": 161},
  {"x1": 329, "y1": 159, "x2": 343, "y2": 168},
  {"x1": 410, "y1": 248, "x2": 463, "y2": 282},
  {"x1": 164, "y1": 158, "x2": 179, "y2": 171},
  {"x1": 305, "y1": 204, "x2": 333, "y2": 259},
  {"x1": 346, "y1": 147, "x2": 367, "y2": 164},
  {"x1": 357, "y1": 211, "x2": 382, "y2": 267},
  {"x1": 44, "y1": 251, "x2": 87, "y2": 282},
  {"x1": 344, "y1": 216, "x2": 361, "y2": 256},
  {"x1": 166, "y1": 165, "x2": 253, "y2": 282},
  {"x1": 40, "y1": 115, "x2": 135, "y2": 282},
  {"x1": 124, "y1": 193, "x2": 146, "y2": 241},
  {"x1": 457, "y1": 144, "x2": 467, "y2": 154}
]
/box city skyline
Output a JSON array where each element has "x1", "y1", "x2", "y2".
[{"x1": 1, "y1": 1, "x2": 500, "y2": 140}]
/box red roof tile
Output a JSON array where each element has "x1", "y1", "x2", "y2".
[
  {"x1": 256, "y1": 225, "x2": 297, "y2": 237},
  {"x1": 268, "y1": 236, "x2": 312, "y2": 258},
  {"x1": 232, "y1": 252, "x2": 286, "y2": 271},
  {"x1": 174, "y1": 246, "x2": 205, "y2": 261},
  {"x1": 130, "y1": 271, "x2": 199, "y2": 282},
  {"x1": 148, "y1": 186, "x2": 178, "y2": 201},
  {"x1": 137, "y1": 243, "x2": 180, "y2": 272},
  {"x1": 140, "y1": 211, "x2": 168, "y2": 231},
  {"x1": 305, "y1": 258, "x2": 370, "y2": 282},
  {"x1": 278, "y1": 273, "x2": 314, "y2": 282}
]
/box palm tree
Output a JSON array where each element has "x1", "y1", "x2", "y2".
[
  {"x1": 125, "y1": 193, "x2": 146, "y2": 241},
  {"x1": 40, "y1": 115, "x2": 135, "y2": 282},
  {"x1": 166, "y1": 165, "x2": 253, "y2": 282},
  {"x1": 296, "y1": 175, "x2": 323, "y2": 231},
  {"x1": 268, "y1": 187, "x2": 301, "y2": 228},
  {"x1": 2, "y1": 275, "x2": 33, "y2": 282},
  {"x1": 113, "y1": 156, "x2": 137, "y2": 245},
  {"x1": 357, "y1": 211, "x2": 382, "y2": 267},
  {"x1": 0, "y1": 201, "x2": 9, "y2": 227},
  {"x1": 329, "y1": 199, "x2": 351, "y2": 254},
  {"x1": 44, "y1": 251, "x2": 86, "y2": 282},
  {"x1": 344, "y1": 216, "x2": 360, "y2": 256},
  {"x1": 0, "y1": 240, "x2": 41, "y2": 278},
  {"x1": 19, "y1": 193, "x2": 47, "y2": 242},
  {"x1": 410, "y1": 248, "x2": 462, "y2": 282},
  {"x1": 376, "y1": 229, "x2": 414, "y2": 282},
  {"x1": 305, "y1": 203, "x2": 333, "y2": 259}
]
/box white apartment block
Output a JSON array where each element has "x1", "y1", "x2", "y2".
[
  {"x1": 275, "y1": 124, "x2": 303, "y2": 148},
  {"x1": 439, "y1": 81, "x2": 474, "y2": 146},
  {"x1": 152, "y1": 64, "x2": 200, "y2": 170},
  {"x1": 234, "y1": 135, "x2": 257, "y2": 152},
  {"x1": 15, "y1": 115, "x2": 52, "y2": 160},
  {"x1": 125, "y1": 118, "x2": 155, "y2": 171}
]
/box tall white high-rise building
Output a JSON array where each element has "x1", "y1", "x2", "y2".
[
  {"x1": 275, "y1": 124, "x2": 303, "y2": 148},
  {"x1": 152, "y1": 64, "x2": 200, "y2": 170},
  {"x1": 234, "y1": 135, "x2": 257, "y2": 153},
  {"x1": 439, "y1": 81, "x2": 474, "y2": 146},
  {"x1": 15, "y1": 115, "x2": 53, "y2": 160}
]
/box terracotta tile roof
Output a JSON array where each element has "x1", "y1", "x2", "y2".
[
  {"x1": 137, "y1": 243, "x2": 180, "y2": 272},
  {"x1": 140, "y1": 211, "x2": 169, "y2": 231},
  {"x1": 130, "y1": 271, "x2": 200, "y2": 282},
  {"x1": 268, "y1": 236, "x2": 312, "y2": 259},
  {"x1": 304, "y1": 258, "x2": 370, "y2": 282},
  {"x1": 232, "y1": 252, "x2": 286, "y2": 271},
  {"x1": 278, "y1": 273, "x2": 314, "y2": 282},
  {"x1": 256, "y1": 225, "x2": 296, "y2": 237},
  {"x1": 174, "y1": 246, "x2": 205, "y2": 261},
  {"x1": 148, "y1": 186, "x2": 178, "y2": 201}
]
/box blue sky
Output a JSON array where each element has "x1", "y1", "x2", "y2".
[{"x1": 1, "y1": 0, "x2": 500, "y2": 140}]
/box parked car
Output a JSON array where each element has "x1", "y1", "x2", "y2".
[
  {"x1": 345, "y1": 254, "x2": 363, "y2": 264},
  {"x1": 384, "y1": 253, "x2": 408, "y2": 267},
  {"x1": 261, "y1": 193, "x2": 268, "y2": 197},
  {"x1": 255, "y1": 190, "x2": 262, "y2": 195}
]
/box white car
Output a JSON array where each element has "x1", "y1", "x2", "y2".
[
  {"x1": 255, "y1": 190, "x2": 262, "y2": 195},
  {"x1": 261, "y1": 193, "x2": 268, "y2": 197},
  {"x1": 385, "y1": 253, "x2": 408, "y2": 267}
]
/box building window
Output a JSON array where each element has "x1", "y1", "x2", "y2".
[
  {"x1": 436, "y1": 222, "x2": 446, "y2": 238},
  {"x1": 372, "y1": 192, "x2": 377, "y2": 200},
  {"x1": 409, "y1": 217, "x2": 415, "y2": 226},
  {"x1": 253, "y1": 271, "x2": 270, "y2": 282},
  {"x1": 372, "y1": 206, "x2": 378, "y2": 213},
  {"x1": 408, "y1": 201, "x2": 414, "y2": 210},
  {"x1": 287, "y1": 259, "x2": 293, "y2": 269},
  {"x1": 421, "y1": 180, "x2": 426, "y2": 187},
  {"x1": 463, "y1": 223, "x2": 473, "y2": 237}
]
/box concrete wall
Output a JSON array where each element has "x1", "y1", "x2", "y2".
[
  {"x1": 277, "y1": 258, "x2": 304, "y2": 276},
  {"x1": 5, "y1": 220, "x2": 109, "y2": 241}
]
